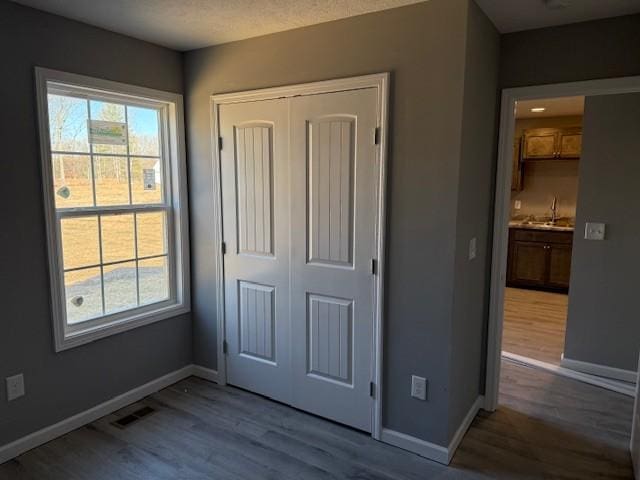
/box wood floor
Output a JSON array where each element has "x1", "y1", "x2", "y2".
[
  {"x1": 503, "y1": 287, "x2": 568, "y2": 365},
  {"x1": 0, "y1": 361, "x2": 633, "y2": 480}
]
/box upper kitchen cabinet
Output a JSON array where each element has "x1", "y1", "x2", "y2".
[
  {"x1": 523, "y1": 128, "x2": 557, "y2": 159},
  {"x1": 522, "y1": 126, "x2": 582, "y2": 160},
  {"x1": 557, "y1": 127, "x2": 582, "y2": 159}
]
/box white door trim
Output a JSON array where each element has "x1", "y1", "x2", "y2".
[
  {"x1": 210, "y1": 73, "x2": 390, "y2": 439},
  {"x1": 485, "y1": 74, "x2": 640, "y2": 411}
]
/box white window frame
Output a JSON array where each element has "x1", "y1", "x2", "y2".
[{"x1": 35, "y1": 67, "x2": 190, "y2": 352}]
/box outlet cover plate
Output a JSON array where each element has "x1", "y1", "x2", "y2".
[
  {"x1": 411, "y1": 375, "x2": 427, "y2": 401},
  {"x1": 6, "y1": 374, "x2": 25, "y2": 401}
]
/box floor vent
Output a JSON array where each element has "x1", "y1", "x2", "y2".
[
  {"x1": 133, "y1": 406, "x2": 155, "y2": 418},
  {"x1": 112, "y1": 406, "x2": 156, "y2": 429}
]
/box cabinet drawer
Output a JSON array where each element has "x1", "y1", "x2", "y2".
[{"x1": 511, "y1": 228, "x2": 573, "y2": 245}]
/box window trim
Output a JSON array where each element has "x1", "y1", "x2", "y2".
[{"x1": 35, "y1": 67, "x2": 190, "y2": 352}]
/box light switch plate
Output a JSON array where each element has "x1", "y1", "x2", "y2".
[
  {"x1": 584, "y1": 222, "x2": 606, "y2": 241},
  {"x1": 469, "y1": 237, "x2": 477, "y2": 261},
  {"x1": 411, "y1": 375, "x2": 427, "y2": 401},
  {"x1": 514, "y1": 200, "x2": 522, "y2": 210},
  {"x1": 6, "y1": 374, "x2": 25, "y2": 401}
]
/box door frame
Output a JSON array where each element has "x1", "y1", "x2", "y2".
[
  {"x1": 209, "y1": 73, "x2": 390, "y2": 439},
  {"x1": 485, "y1": 74, "x2": 640, "y2": 411}
]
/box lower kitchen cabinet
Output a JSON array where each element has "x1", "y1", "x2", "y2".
[{"x1": 507, "y1": 228, "x2": 573, "y2": 292}]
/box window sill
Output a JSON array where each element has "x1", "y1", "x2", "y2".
[{"x1": 55, "y1": 302, "x2": 190, "y2": 352}]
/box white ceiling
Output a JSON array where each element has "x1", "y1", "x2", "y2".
[
  {"x1": 476, "y1": 0, "x2": 640, "y2": 33},
  {"x1": 13, "y1": 0, "x2": 640, "y2": 51},
  {"x1": 11, "y1": 0, "x2": 427, "y2": 51},
  {"x1": 516, "y1": 96, "x2": 584, "y2": 119}
]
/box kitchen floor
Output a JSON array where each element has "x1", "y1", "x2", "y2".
[{"x1": 502, "y1": 287, "x2": 568, "y2": 365}]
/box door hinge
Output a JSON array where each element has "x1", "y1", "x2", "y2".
[
  {"x1": 369, "y1": 381, "x2": 375, "y2": 398},
  {"x1": 218, "y1": 136, "x2": 223, "y2": 151},
  {"x1": 221, "y1": 242, "x2": 227, "y2": 255},
  {"x1": 370, "y1": 258, "x2": 377, "y2": 275},
  {"x1": 373, "y1": 127, "x2": 380, "y2": 145},
  {"x1": 222, "y1": 340, "x2": 228, "y2": 355}
]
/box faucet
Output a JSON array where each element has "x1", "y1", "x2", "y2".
[{"x1": 550, "y1": 196, "x2": 558, "y2": 223}]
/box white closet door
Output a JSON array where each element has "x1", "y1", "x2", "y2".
[
  {"x1": 289, "y1": 88, "x2": 378, "y2": 432},
  {"x1": 219, "y1": 98, "x2": 292, "y2": 403}
]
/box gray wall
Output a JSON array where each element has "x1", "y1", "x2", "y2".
[
  {"x1": 500, "y1": 14, "x2": 640, "y2": 88},
  {"x1": 448, "y1": 0, "x2": 500, "y2": 441},
  {"x1": 0, "y1": 1, "x2": 191, "y2": 446},
  {"x1": 184, "y1": 0, "x2": 491, "y2": 446},
  {"x1": 563, "y1": 94, "x2": 640, "y2": 371}
]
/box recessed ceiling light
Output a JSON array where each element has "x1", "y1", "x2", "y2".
[{"x1": 530, "y1": 107, "x2": 546, "y2": 113}]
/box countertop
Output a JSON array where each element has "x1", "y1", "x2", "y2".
[{"x1": 508, "y1": 221, "x2": 574, "y2": 233}]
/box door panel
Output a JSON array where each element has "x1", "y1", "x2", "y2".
[
  {"x1": 308, "y1": 117, "x2": 355, "y2": 267},
  {"x1": 290, "y1": 88, "x2": 378, "y2": 432},
  {"x1": 307, "y1": 293, "x2": 353, "y2": 384},
  {"x1": 236, "y1": 124, "x2": 274, "y2": 256},
  {"x1": 239, "y1": 281, "x2": 275, "y2": 362},
  {"x1": 220, "y1": 99, "x2": 291, "y2": 403}
]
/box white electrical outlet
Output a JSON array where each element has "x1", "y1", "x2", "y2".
[
  {"x1": 6, "y1": 374, "x2": 25, "y2": 401},
  {"x1": 584, "y1": 222, "x2": 606, "y2": 241},
  {"x1": 411, "y1": 375, "x2": 427, "y2": 401},
  {"x1": 468, "y1": 237, "x2": 477, "y2": 261},
  {"x1": 514, "y1": 200, "x2": 522, "y2": 210}
]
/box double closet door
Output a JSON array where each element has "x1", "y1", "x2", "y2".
[{"x1": 219, "y1": 88, "x2": 378, "y2": 432}]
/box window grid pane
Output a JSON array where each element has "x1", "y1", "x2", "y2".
[
  {"x1": 50, "y1": 91, "x2": 170, "y2": 327},
  {"x1": 52, "y1": 154, "x2": 93, "y2": 208},
  {"x1": 60, "y1": 209, "x2": 169, "y2": 320},
  {"x1": 64, "y1": 267, "x2": 103, "y2": 324},
  {"x1": 103, "y1": 261, "x2": 138, "y2": 315}
]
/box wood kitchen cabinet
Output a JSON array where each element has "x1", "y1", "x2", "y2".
[
  {"x1": 522, "y1": 127, "x2": 582, "y2": 160},
  {"x1": 523, "y1": 128, "x2": 557, "y2": 159},
  {"x1": 557, "y1": 127, "x2": 582, "y2": 159},
  {"x1": 507, "y1": 228, "x2": 573, "y2": 292}
]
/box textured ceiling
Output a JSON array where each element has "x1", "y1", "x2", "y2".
[
  {"x1": 11, "y1": 0, "x2": 428, "y2": 51},
  {"x1": 516, "y1": 96, "x2": 584, "y2": 119},
  {"x1": 476, "y1": 0, "x2": 640, "y2": 33}
]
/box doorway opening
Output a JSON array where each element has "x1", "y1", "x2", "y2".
[
  {"x1": 502, "y1": 95, "x2": 583, "y2": 368},
  {"x1": 485, "y1": 76, "x2": 640, "y2": 412}
]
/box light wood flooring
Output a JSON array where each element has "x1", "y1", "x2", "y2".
[
  {"x1": 503, "y1": 287, "x2": 569, "y2": 365},
  {"x1": 0, "y1": 361, "x2": 633, "y2": 479}
]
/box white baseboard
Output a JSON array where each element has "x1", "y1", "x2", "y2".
[
  {"x1": 0, "y1": 364, "x2": 220, "y2": 465},
  {"x1": 503, "y1": 351, "x2": 636, "y2": 397},
  {"x1": 191, "y1": 365, "x2": 219, "y2": 383},
  {"x1": 560, "y1": 354, "x2": 637, "y2": 384},
  {"x1": 380, "y1": 395, "x2": 483, "y2": 465},
  {"x1": 380, "y1": 428, "x2": 449, "y2": 465},
  {"x1": 447, "y1": 395, "x2": 483, "y2": 463}
]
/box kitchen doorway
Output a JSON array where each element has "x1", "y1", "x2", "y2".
[
  {"x1": 502, "y1": 95, "x2": 583, "y2": 367},
  {"x1": 484, "y1": 76, "x2": 640, "y2": 411}
]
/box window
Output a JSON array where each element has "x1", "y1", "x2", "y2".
[{"x1": 36, "y1": 68, "x2": 189, "y2": 351}]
